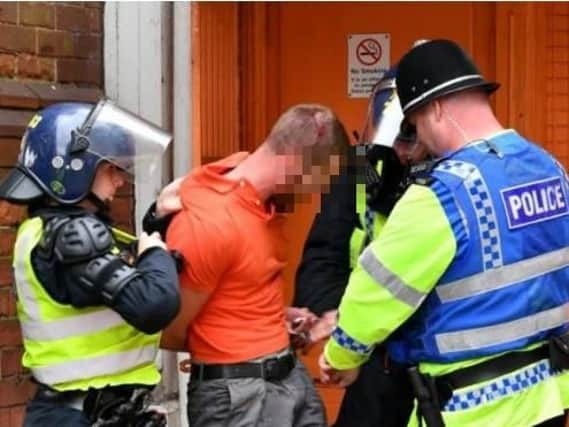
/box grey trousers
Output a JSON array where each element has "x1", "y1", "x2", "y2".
[{"x1": 187, "y1": 360, "x2": 327, "y2": 427}]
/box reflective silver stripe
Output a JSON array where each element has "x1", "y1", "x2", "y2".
[
  {"x1": 436, "y1": 303, "x2": 569, "y2": 353},
  {"x1": 21, "y1": 309, "x2": 126, "y2": 341},
  {"x1": 14, "y1": 221, "x2": 129, "y2": 341},
  {"x1": 437, "y1": 246, "x2": 569, "y2": 302},
  {"x1": 31, "y1": 345, "x2": 158, "y2": 385},
  {"x1": 359, "y1": 248, "x2": 427, "y2": 308},
  {"x1": 402, "y1": 74, "x2": 482, "y2": 112},
  {"x1": 13, "y1": 225, "x2": 41, "y2": 319}
]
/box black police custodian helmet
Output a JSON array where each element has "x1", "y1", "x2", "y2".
[{"x1": 396, "y1": 39, "x2": 500, "y2": 115}]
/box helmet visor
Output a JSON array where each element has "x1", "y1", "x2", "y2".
[
  {"x1": 84, "y1": 100, "x2": 172, "y2": 182},
  {"x1": 359, "y1": 80, "x2": 404, "y2": 148}
]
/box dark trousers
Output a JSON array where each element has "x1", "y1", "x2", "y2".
[
  {"x1": 24, "y1": 396, "x2": 90, "y2": 427},
  {"x1": 534, "y1": 415, "x2": 566, "y2": 427},
  {"x1": 334, "y1": 347, "x2": 414, "y2": 427}
]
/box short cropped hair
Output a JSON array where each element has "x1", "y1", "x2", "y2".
[{"x1": 265, "y1": 104, "x2": 349, "y2": 158}]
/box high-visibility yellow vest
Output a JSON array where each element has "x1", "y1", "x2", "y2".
[
  {"x1": 13, "y1": 217, "x2": 161, "y2": 392},
  {"x1": 349, "y1": 181, "x2": 387, "y2": 268}
]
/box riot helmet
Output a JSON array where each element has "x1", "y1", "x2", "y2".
[
  {"x1": 358, "y1": 67, "x2": 413, "y2": 215},
  {"x1": 0, "y1": 100, "x2": 172, "y2": 205}
]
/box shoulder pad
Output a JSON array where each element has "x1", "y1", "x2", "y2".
[
  {"x1": 36, "y1": 215, "x2": 72, "y2": 260},
  {"x1": 54, "y1": 216, "x2": 113, "y2": 264}
]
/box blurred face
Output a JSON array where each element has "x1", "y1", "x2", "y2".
[
  {"x1": 91, "y1": 162, "x2": 127, "y2": 202},
  {"x1": 276, "y1": 145, "x2": 342, "y2": 197}
]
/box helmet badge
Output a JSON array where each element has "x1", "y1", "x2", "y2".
[{"x1": 51, "y1": 156, "x2": 64, "y2": 169}]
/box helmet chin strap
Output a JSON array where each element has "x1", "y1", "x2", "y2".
[{"x1": 86, "y1": 192, "x2": 111, "y2": 216}]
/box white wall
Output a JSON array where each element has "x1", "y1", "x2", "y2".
[{"x1": 104, "y1": 2, "x2": 192, "y2": 426}]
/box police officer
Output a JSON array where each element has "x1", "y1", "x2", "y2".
[
  {"x1": 319, "y1": 39, "x2": 569, "y2": 427},
  {"x1": 294, "y1": 67, "x2": 425, "y2": 427},
  {"x1": 0, "y1": 100, "x2": 181, "y2": 426}
]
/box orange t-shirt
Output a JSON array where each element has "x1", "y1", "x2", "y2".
[{"x1": 166, "y1": 152, "x2": 290, "y2": 363}]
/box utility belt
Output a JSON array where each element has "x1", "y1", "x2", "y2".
[
  {"x1": 408, "y1": 335, "x2": 569, "y2": 427},
  {"x1": 35, "y1": 383, "x2": 166, "y2": 427},
  {"x1": 190, "y1": 351, "x2": 296, "y2": 382}
]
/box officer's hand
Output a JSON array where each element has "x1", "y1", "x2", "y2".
[
  {"x1": 318, "y1": 353, "x2": 360, "y2": 388},
  {"x1": 285, "y1": 307, "x2": 318, "y2": 332},
  {"x1": 308, "y1": 310, "x2": 337, "y2": 343},
  {"x1": 138, "y1": 232, "x2": 167, "y2": 256},
  {"x1": 156, "y1": 177, "x2": 184, "y2": 218}
]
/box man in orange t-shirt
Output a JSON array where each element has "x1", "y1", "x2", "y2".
[{"x1": 159, "y1": 104, "x2": 348, "y2": 427}]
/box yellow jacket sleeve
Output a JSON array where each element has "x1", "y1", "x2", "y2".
[{"x1": 325, "y1": 184, "x2": 458, "y2": 369}]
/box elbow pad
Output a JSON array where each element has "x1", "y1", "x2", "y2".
[
  {"x1": 73, "y1": 254, "x2": 140, "y2": 304},
  {"x1": 53, "y1": 215, "x2": 140, "y2": 304}
]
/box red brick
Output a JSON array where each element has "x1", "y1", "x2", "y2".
[
  {"x1": 0, "y1": 80, "x2": 39, "y2": 109},
  {"x1": 38, "y1": 29, "x2": 74, "y2": 57},
  {"x1": 0, "y1": 408, "x2": 9, "y2": 427},
  {"x1": 0, "y1": 54, "x2": 16, "y2": 78},
  {"x1": 9, "y1": 405, "x2": 25, "y2": 427},
  {"x1": 0, "y1": 202, "x2": 26, "y2": 227},
  {"x1": 0, "y1": 259, "x2": 13, "y2": 289},
  {"x1": 0, "y1": 320, "x2": 22, "y2": 347},
  {"x1": 0, "y1": 24, "x2": 36, "y2": 55},
  {"x1": 57, "y1": 58, "x2": 101, "y2": 85},
  {"x1": 0, "y1": 376, "x2": 35, "y2": 406},
  {"x1": 1, "y1": 348, "x2": 24, "y2": 377},
  {"x1": 0, "y1": 3, "x2": 17, "y2": 24},
  {"x1": 20, "y1": 2, "x2": 55, "y2": 29},
  {"x1": 17, "y1": 55, "x2": 56, "y2": 81},
  {"x1": 55, "y1": 4, "x2": 90, "y2": 33},
  {"x1": 0, "y1": 230, "x2": 16, "y2": 257},
  {"x1": 88, "y1": 7, "x2": 102, "y2": 33},
  {"x1": 74, "y1": 34, "x2": 101, "y2": 59},
  {"x1": 0, "y1": 288, "x2": 16, "y2": 319},
  {"x1": 0, "y1": 138, "x2": 20, "y2": 167}
]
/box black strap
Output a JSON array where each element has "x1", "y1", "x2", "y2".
[
  {"x1": 35, "y1": 383, "x2": 86, "y2": 403},
  {"x1": 191, "y1": 353, "x2": 295, "y2": 382},
  {"x1": 436, "y1": 345, "x2": 550, "y2": 392}
]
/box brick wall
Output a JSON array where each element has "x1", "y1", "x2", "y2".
[
  {"x1": 0, "y1": 1, "x2": 102, "y2": 85},
  {"x1": 0, "y1": 3, "x2": 136, "y2": 425},
  {"x1": 545, "y1": 2, "x2": 569, "y2": 168}
]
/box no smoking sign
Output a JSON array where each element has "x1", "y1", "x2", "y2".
[
  {"x1": 348, "y1": 33, "x2": 390, "y2": 98},
  {"x1": 356, "y1": 38, "x2": 382, "y2": 66}
]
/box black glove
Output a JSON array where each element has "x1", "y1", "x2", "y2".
[{"x1": 365, "y1": 144, "x2": 406, "y2": 215}]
